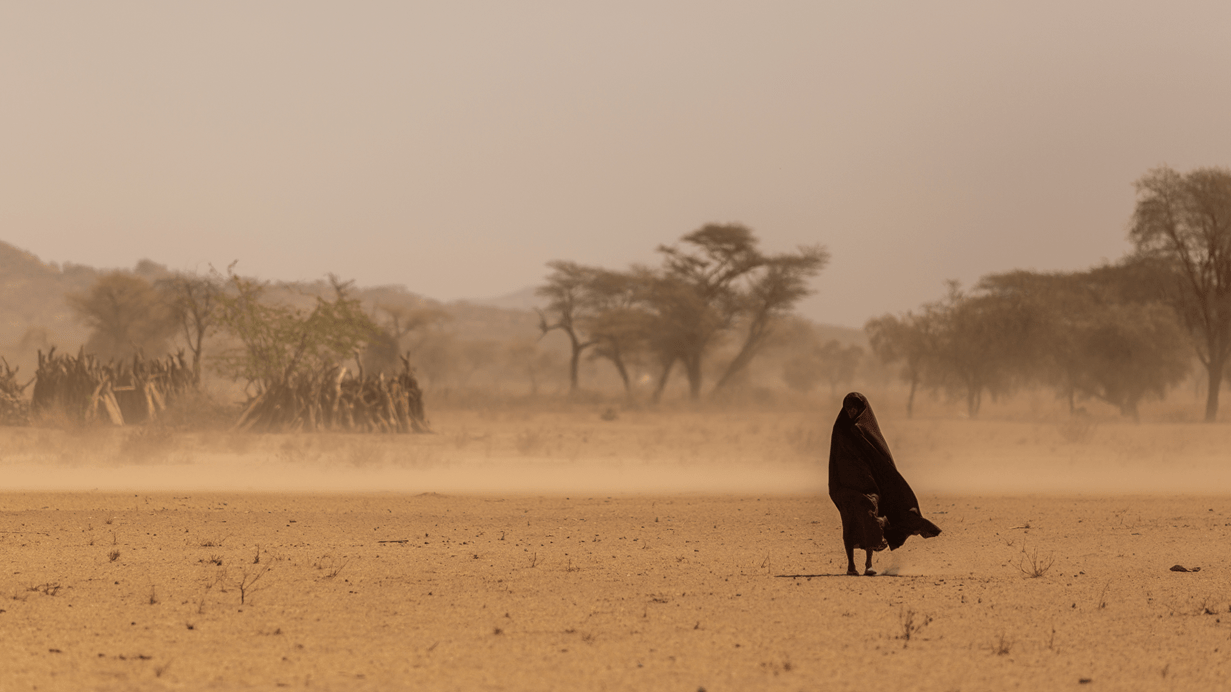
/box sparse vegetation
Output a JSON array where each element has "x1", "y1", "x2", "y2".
[
  {"x1": 235, "y1": 559, "x2": 276, "y2": 605},
  {"x1": 896, "y1": 608, "x2": 932, "y2": 647},
  {"x1": 1017, "y1": 547, "x2": 1054, "y2": 578},
  {"x1": 28, "y1": 582, "x2": 61, "y2": 596},
  {"x1": 313, "y1": 555, "x2": 349, "y2": 579}
]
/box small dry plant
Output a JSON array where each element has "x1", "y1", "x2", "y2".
[
  {"x1": 992, "y1": 633, "x2": 1013, "y2": 655},
  {"x1": 108, "y1": 549, "x2": 121, "y2": 562},
  {"x1": 313, "y1": 554, "x2": 349, "y2": 579},
  {"x1": 28, "y1": 582, "x2": 61, "y2": 597},
  {"x1": 1097, "y1": 581, "x2": 1111, "y2": 609},
  {"x1": 197, "y1": 568, "x2": 226, "y2": 614},
  {"x1": 897, "y1": 608, "x2": 932, "y2": 647},
  {"x1": 236, "y1": 560, "x2": 276, "y2": 605},
  {"x1": 1017, "y1": 547, "x2": 1054, "y2": 578}
]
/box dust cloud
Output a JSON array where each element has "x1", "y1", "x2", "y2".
[{"x1": 3, "y1": 399, "x2": 1228, "y2": 496}]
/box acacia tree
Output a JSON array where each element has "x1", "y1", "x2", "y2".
[
  {"x1": 536, "y1": 260, "x2": 598, "y2": 394},
  {"x1": 214, "y1": 272, "x2": 380, "y2": 392},
  {"x1": 648, "y1": 224, "x2": 828, "y2": 400},
  {"x1": 578, "y1": 268, "x2": 647, "y2": 394},
  {"x1": 67, "y1": 272, "x2": 178, "y2": 360},
  {"x1": 712, "y1": 245, "x2": 829, "y2": 391},
  {"x1": 1129, "y1": 165, "x2": 1231, "y2": 421},
  {"x1": 652, "y1": 224, "x2": 760, "y2": 399}
]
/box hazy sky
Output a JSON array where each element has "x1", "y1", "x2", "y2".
[{"x1": 2, "y1": 2, "x2": 1230, "y2": 327}]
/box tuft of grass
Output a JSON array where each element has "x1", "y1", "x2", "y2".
[
  {"x1": 897, "y1": 608, "x2": 932, "y2": 647},
  {"x1": 313, "y1": 554, "x2": 349, "y2": 579},
  {"x1": 108, "y1": 549, "x2": 121, "y2": 562},
  {"x1": 992, "y1": 633, "x2": 1013, "y2": 655},
  {"x1": 28, "y1": 582, "x2": 61, "y2": 597},
  {"x1": 1017, "y1": 547, "x2": 1054, "y2": 578}
]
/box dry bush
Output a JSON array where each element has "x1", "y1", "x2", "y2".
[
  {"x1": 1018, "y1": 547, "x2": 1054, "y2": 578},
  {"x1": 991, "y1": 633, "x2": 1013, "y2": 655},
  {"x1": 235, "y1": 559, "x2": 276, "y2": 605},
  {"x1": 28, "y1": 582, "x2": 61, "y2": 596},
  {"x1": 313, "y1": 554, "x2": 349, "y2": 578}
]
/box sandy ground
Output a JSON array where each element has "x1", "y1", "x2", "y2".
[{"x1": 1, "y1": 406, "x2": 1230, "y2": 690}]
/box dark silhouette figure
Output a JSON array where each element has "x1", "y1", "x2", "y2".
[{"x1": 829, "y1": 392, "x2": 941, "y2": 575}]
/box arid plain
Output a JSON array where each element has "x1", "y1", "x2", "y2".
[{"x1": 2, "y1": 400, "x2": 1230, "y2": 691}]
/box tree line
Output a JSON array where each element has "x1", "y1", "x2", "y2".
[
  {"x1": 867, "y1": 165, "x2": 1231, "y2": 421},
  {"x1": 536, "y1": 223, "x2": 829, "y2": 400}
]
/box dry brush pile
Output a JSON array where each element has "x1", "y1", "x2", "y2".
[
  {"x1": 30, "y1": 347, "x2": 195, "y2": 426},
  {"x1": 0, "y1": 357, "x2": 32, "y2": 425},
  {"x1": 233, "y1": 355, "x2": 430, "y2": 434}
]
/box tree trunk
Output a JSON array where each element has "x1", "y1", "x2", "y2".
[
  {"x1": 1205, "y1": 352, "x2": 1224, "y2": 422},
  {"x1": 711, "y1": 321, "x2": 768, "y2": 393},
  {"x1": 906, "y1": 374, "x2": 918, "y2": 418},
  {"x1": 612, "y1": 357, "x2": 631, "y2": 394},
  {"x1": 966, "y1": 386, "x2": 981, "y2": 418},
  {"x1": 651, "y1": 358, "x2": 675, "y2": 403},
  {"x1": 684, "y1": 355, "x2": 703, "y2": 400},
  {"x1": 568, "y1": 345, "x2": 581, "y2": 394}
]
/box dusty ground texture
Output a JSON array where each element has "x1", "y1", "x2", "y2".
[
  {"x1": 2, "y1": 492, "x2": 1229, "y2": 691},
  {"x1": 1, "y1": 406, "x2": 1230, "y2": 690}
]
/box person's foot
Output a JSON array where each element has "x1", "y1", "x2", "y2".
[
  {"x1": 864, "y1": 569, "x2": 877, "y2": 576},
  {"x1": 846, "y1": 567, "x2": 860, "y2": 576}
]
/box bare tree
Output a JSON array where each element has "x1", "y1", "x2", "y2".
[
  {"x1": 1129, "y1": 165, "x2": 1231, "y2": 421},
  {"x1": 536, "y1": 261, "x2": 597, "y2": 394},
  {"x1": 157, "y1": 273, "x2": 222, "y2": 384}
]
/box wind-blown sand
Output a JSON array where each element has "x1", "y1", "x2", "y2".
[{"x1": 1, "y1": 408, "x2": 1229, "y2": 690}]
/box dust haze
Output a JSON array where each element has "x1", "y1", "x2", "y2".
[{"x1": 4, "y1": 393, "x2": 1227, "y2": 496}]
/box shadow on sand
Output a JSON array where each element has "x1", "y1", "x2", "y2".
[{"x1": 774, "y1": 573, "x2": 923, "y2": 579}]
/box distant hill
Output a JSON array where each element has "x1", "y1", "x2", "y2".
[{"x1": 0, "y1": 241, "x2": 96, "y2": 370}]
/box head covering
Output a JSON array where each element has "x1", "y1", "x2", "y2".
[{"x1": 829, "y1": 392, "x2": 940, "y2": 550}]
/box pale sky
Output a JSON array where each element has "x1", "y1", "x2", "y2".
[{"x1": 2, "y1": 2, "x2": 1229, "y2": 327}]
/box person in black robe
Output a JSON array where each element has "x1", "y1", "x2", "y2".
[{"x1": 829, "y1": 391, "x2": 941, "y2": 575}]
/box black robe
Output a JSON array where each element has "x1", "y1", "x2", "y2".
[{"x1": 829, "y1": 392, "x2": 940, "y2": 551}]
